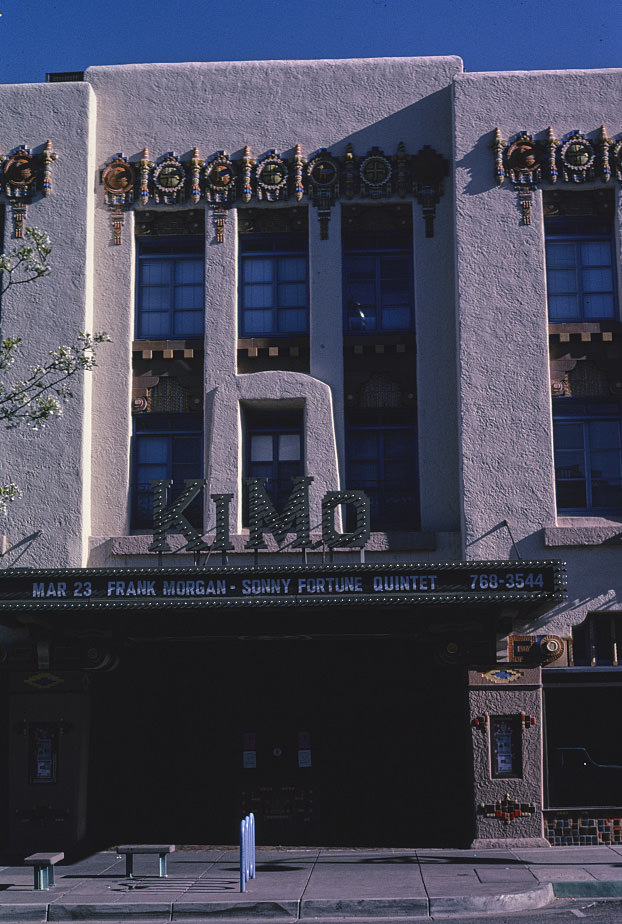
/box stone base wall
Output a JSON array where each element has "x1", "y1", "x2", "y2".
[{"x1": 545, "y1": 811, "x2": 622, "y2": 845}]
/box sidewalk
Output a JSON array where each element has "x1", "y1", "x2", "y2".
[{"x1": 1, "y1": 844, "x2": 622, "y2": 921}]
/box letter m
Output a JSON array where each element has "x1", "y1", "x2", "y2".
[
  {"x1": 244, "y1": 477, "x2": 313, "y2": 550},
  {"x1": 148, "y1": 480, "x2": 209, "y2": 553}
]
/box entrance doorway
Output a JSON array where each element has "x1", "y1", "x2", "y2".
[{"x1": 88, "y1": 634, "x2": 473, "y2": 848}]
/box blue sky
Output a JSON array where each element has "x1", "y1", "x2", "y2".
[{"x1": 0, "y1": 0, "x2": 620, "y2": 84}]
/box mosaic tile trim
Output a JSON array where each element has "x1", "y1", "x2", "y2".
[
  {"x1": 480, "y1": 795, "x2": 537, "y2": 824},
  {"x1": 544, "y1": 811, "x2": 622, "y2": 846}
]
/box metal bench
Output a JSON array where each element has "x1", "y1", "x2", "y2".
[
  {"x1": 115, "y1": 844, "x2": 175, "y2": 879},
  {"x1": 24, "y1": 852, "x2": 64, "y2": 890}
]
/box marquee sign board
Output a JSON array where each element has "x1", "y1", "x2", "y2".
[{"x1": 0, "y1": 561, "x2": 566, "y2": 612}]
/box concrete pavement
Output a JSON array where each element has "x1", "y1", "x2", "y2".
[{"x1": 1, "y1": 844, "x2": 622, "y2": 921}]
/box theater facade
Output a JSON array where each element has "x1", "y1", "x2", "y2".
[{"x1": 0, "y1": 56, "x2": 621, "y2": 853}]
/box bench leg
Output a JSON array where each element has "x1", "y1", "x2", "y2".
[
  {"x1": 34, "y1": 864, "x2": 49, "y2": 891},
  {"x1": 125, "y1": 854, "x2": 134, "y2": 879},
  {"x1": 49, "y1": 864, "x2": 56, "y2": 887},
  {"x1": 158, "y1": 853, "x2": 168, "y2": 878}
]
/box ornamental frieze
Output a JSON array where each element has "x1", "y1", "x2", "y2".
[
  {"x1": 0, "y1": 141, "x2": 57, "y2": 238},
  {"x1": 493, "y1": 126, "x2": 622, "y2": 225},
  {"x1": 101, "y1": 142, "x2": 449, "y2": 244}
]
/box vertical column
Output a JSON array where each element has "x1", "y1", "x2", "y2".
[
  {"x1": 308, "y1": 203, "x2": 345, "y2": 484},
  {"x1": 468, "y1": 665, "x2": 549, "y2": 847}
]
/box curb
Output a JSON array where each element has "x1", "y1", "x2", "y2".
[
  {"x1": 429, "y1": 882, "x2": 555, "y2": 916},
  {"x1": 554, "y1": 881, "x2": 622, "y2": 898},
  {"x1": 0, "y1": 885, "x2": 557, "y2": 922},
  {"x1": 300, "y1": 898, "x2": 429, "y2": 918}
]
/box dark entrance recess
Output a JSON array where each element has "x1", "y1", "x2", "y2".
[
  {"x1": 545, "y1": 674, "x2": 622, "y2": 808},
  {"x1": 87, "y1": 634, "x2": 473, "y2": 849}
]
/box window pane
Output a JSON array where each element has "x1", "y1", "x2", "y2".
[
  {"x1": 278, "y1": 256, "x2": 306, "y2": 282},
  {"x1": 345, "y1": 256, "x2": 375, "y2": 279},
  {"x1": 582, "y1": 241, "x2": 612, "y2": 266},
  {"x1": 137, "y1": 435, "x2": 169, "y2": 464},
  {"x1": 251, "y1": 434, "x2": 274, "y2": 462},
  {"x1": 382, "y1": 307, "x2": 411, "y2": 329},
  {"x1": 548, "y1": 268, "x2": 578, "y2": 294},
  {"x1": 139, "y1": 313, "x2": 170, "y2": 337},
  {"x1": 583, "y1": 294, "x2": 615, "y2": 319},
  {"x1": 243, "y1": 284, "x2": 273, "y2": 309},
  {"x1": 556, "y1": 480, "x2": 587, "y2": 509},
  {"x1": 243, "y1": 257, "x2": 273, "y2": 283},
  {"x1": 243, "y1": 309, "x2": 273, "y2": 333},
  {"x1": 346, "y1": 282, "x2": 376, "y2": 306},
  {"x1": 175, "y1": 283, "x2": 204, "y2": 309},
  {"x1": 140, "y1": 285, "x2": 169, "y2": 309},
  {"x1": 589, "y1": 421, "x2": 620, "y2": 450},
  {"x1": 278, "y1": 434, "x2": 301, "y2": 461},
  {"x1": 546, "y1": 242, "x2": 577, "y2": 269},
  {"x1": 583, "y1": 267, "x2": 613, "y2": 293},
  {"x1": 555, "y1": 452, "x2": 586, "y2": 479},
  {"x1": 278, "y1": 283, "x2": 307, "y2": 307},
  {"x1": 553, "y1": 422, "x2": 585, "y2": 450},
  {"x1": 175, "y1": 260, "x2": 203, "y2": 284},
  {"x1": 141, "y1": 261, "x2": 169, "y2": 284},
  {"x1": 278, "y1": 307, "x2": 307, "y2": 332},
  {"x1": 548, "y1": 294, "x2": 580, "y2": 320},
  {"x1": 174, "y1": 311, "x2": 204, "y2": 336},
  {"x1": 381, "y1": 255, "x2": 410, "y2": 275}
]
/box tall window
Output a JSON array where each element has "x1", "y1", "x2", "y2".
[
  {"x1": 132, "y1": 415, "x2": 203, "y2": 528},
  {"x1": 136, "y1": 238, "x2": 204, "y2": 338},
  {"x1": 343, "y1": 229, "x2": 413, "y2": 333},
  {"x1": 239, "y1": 235, "x2": 308, "y2": 336},
  {"x1": 545, "y1": 215, "x2": 616, "y2": 322},
  {"x1": 346, "y1": 412, "x2": 418, "y2": 530},
  {"x1": 553, "y1": 400, "x2": 622, "y2": 513},
  {"x1": 244, "y1": 408, "x2": 304, "y2": 512}
]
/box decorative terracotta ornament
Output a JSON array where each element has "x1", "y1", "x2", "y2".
[
  {"x1": 360, "y1": 146, "x2": 392, "y2": 198},
  {"x1": 102, "y1": 154, "x2": 136, "y2": 245},
  {"x1": 307, "y1": 148, "x2": 339, "y2": 239},
  {"x1": 204, "y1": 151, "x2": 236, "y2": 243},
  {"x1": 153, "y1": 153, "x2": 186, "y2": 204},
  {"x1": 411, "y1": 145, "x2": 449, "y2": 238},
  {"x1": 256, "y1": 150, "x2": 288, "y2": 201},
  {"x1": 1, "y1": 143, "x2": 56, "y2": 238}
]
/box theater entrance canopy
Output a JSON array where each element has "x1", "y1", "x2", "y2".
[{"x1": 0, "y1": 561, "x2": 566, "y2": 639}]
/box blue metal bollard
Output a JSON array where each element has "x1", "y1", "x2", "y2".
[{"x1": 240, "y1": 812, "x2": 256, "y2": 892}]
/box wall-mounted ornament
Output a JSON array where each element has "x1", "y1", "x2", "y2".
[
  {"x1": 102, "y1": 154, "x2": 136, "y2": 245},
  {"x1": 153, "y1": 153, "x2": 186, "y2": 205},
  {"x1": 489, "y1": 126, "x2": 622, "y2": 222},
  {"x1": 612, "y1": 140, "x2": 622, "y2": 182},
  {"x1": 189, "y1": 147, "x2": 204, "y2": 204},
  {"x1": 204, "y1": 151, "x2": 236, "y2": 243},
  {"x1": 394, "y1": 142, "x2": 412, "y2": 199},
  {"x1": 1, "y1": 142, "x2": 57, "y2": 238},
  {"x1": 505, "y1": 132, "x2": 543, "y2": 225},
  {"x1": 341, "y1": 143, "x2": 358, "y2": 199},
  {"x1": 256, "y1": 150, "x2": 288, "y2": 201},
  {"x1": 292, "y1": 144, "x2": 305, "y2": 201},
  {"x1": 240, "y1": 145, "x2": 254, "y2": 203},
  {"x1": 307, "y1": 148, "x2": 339, "y2": 239},
  {"x1": 479, "y1": 794, "x2": 537, "y2": 825},
  {"x1": 560, "y1": 131, "x2": 596, "y2": 183},
  {"x1": 596, "y1": 125, "x2": 612, "y2": 182},
  {"x1": 359, "y1": 147, "x2": 392, "y2": 199},
  {"x1": 411, "y1": 145, "x2": 449, "y2": 238},
  {"x1": 138, "y1": 147, "x2": 154, "y2": 206}
]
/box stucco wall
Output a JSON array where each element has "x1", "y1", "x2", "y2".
[
  {"x1": 0, "y1": 82, "x2": 95, "y2": 567},
  {"x1": 83, "y1": 57, "x2": 463, "y2": 547},
  {"x1": 453, "y1": 68, "x2": 622, "y2": 633}
]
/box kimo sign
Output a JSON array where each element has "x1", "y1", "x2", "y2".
[{"x1": 148, "y1": 476, "x2": 371, "y2": 552}]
